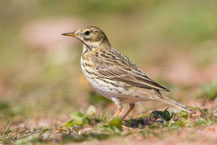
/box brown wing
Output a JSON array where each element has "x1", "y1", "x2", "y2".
[
  {"x1": 92, "y1": 48, "x2": 170, "y2": 92},
  {"x1": 97, "y1": 66, "x2": 169, "y2": 91}
]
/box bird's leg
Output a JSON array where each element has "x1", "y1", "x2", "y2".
[
  {"x1": 109, "y1": 97, "x2": 123, "y2": 121},
  {"x1": 113, "y1": 104, "x2": 123, "y2": 117},
  {"x1": 122, "y1": 103, "x2": 135, "y2": 120}
]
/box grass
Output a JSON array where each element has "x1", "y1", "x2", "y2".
[
  {"x1": 199, "y1": 80, "x2": 217, "y2": 101},
  {"x1": 1, "y1": 105, "x2": 216, "y2": 144}
]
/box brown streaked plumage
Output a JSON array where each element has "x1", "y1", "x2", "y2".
[{"x1": 62, "y1": 25, "x2": 195, "y2": 120}]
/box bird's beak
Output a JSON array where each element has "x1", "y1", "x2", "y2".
[{"x1": 61, "y1": 32, "x2": 77, "y2": 37}]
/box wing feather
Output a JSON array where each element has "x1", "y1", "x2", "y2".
[
  {"x1": 91, "y1": 48, "x2": 170, "y2": 92},
  {"x1": 97, "y1": 66, "x2": 169, "y2": 92}
]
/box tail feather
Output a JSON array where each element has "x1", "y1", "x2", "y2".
[{"x1": 156, "y1": 93, "x2": 195, "y2": 114}]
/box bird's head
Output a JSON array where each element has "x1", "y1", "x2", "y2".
[{"x1": 62, "y1": 26, "x2": 110, "y2": 47}]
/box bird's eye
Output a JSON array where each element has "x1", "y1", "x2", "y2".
[{"x1": 84, "y1": 31, "x2": 90, "y2": 35}]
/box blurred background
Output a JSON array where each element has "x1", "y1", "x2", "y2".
[{"x1": 0, "y1": 0, "x2": 217, "y2": 125}]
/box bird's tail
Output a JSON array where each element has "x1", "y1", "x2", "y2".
[{"x1": 156, "y1": 93, "x2": 195, "y2": 114}]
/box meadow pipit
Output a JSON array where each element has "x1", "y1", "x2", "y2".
[{"x1": 62, "y1": 26, "x2": 194, "y2": 120}]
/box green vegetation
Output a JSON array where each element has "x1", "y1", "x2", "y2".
[
  {"x1": 200, "y1": 80, "x2": 217, "y2": 101},
  {"x1": 1, "y1": 106, "x2": 216, "y2": 144}
]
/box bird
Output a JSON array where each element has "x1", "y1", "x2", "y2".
[{"x1": 62, "y1": 25, "x2": 195, "y2": 120}]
